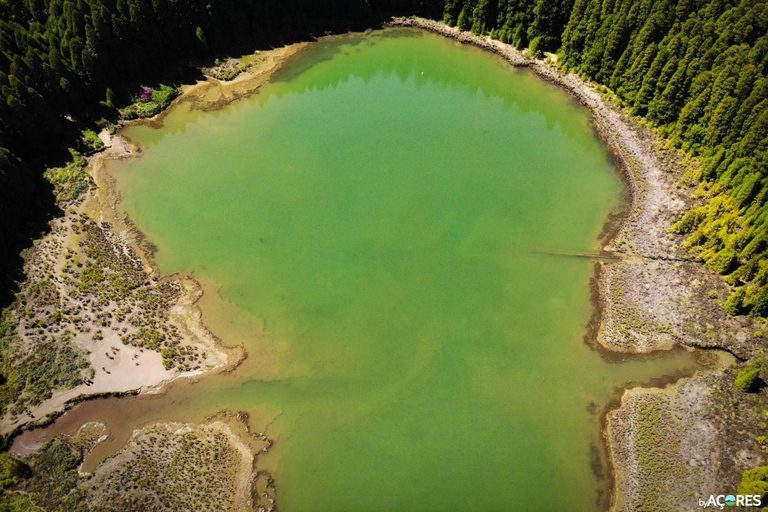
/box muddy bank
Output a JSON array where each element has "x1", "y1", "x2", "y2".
[
  {"x1": 4, "y1": 408, "x2": 274, "y2": 512},
  {"x1": 83, "y1": 410, "x2": 274, "y2": 511},
  {"x1": 389, "y1": 16, "x2": 765, "y2": 512}
]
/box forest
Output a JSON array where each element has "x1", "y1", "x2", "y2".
[
  {"x1": 445, "y1": 0, "x2": 768, "y2": 318},
  {"x1": 0, "y1": 0, "x2": 766, "y2": 317}
]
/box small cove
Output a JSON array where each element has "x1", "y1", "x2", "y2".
[{"x1": 26, "y1": 29, "x2": 710, "y2": 511}]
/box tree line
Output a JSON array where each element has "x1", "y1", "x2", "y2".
[
  {"x1": 443, "y1": 0, "x2": 767, "y2": 319},
  {"x1": 559, "y1": 0, "x2": 768, "y2": 318},
  {"x1": 0, "y1": 0, "x2": 766, "y2": 318},
  {"x1": 0, "y1": 0, "x2": 443, "y2": 294}
]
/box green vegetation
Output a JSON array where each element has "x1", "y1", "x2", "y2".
[
  {"x1": 72, "y1": 220, "x2": 200, "y2": 371},
  {"x1": 443, "y1": 0, "x2": 573, "y2": 51},
  {"x1": 440, "y1": 0, "x2": 768, "y2": 319},
  {"x1": 738, "y1": 465, "x2": 768, "y2": 498},
  {"x1": 565, "y1": 0, "x2": 767, "y2": 318},
  {"x1": 0, "y1": 208, "x2": 206, "y2": 417},
  {"x1": 624, "y1": 392, "x2": 690, "y2": 512},
  {"x1": 87, "y1": 424, "x2": 243, "y2": 511},
  {"x1": 78, "y1": 130, "x2": 104, "y2": 156},
  {"x1": 1, "y1": 0, "x2": 764, "y2": 319},
  {"x1": 202, "y1": 59, "x2": 250, "y2": 81},
  {"x1": 0, "y1": 319, "x2": 91, "y2": 417},
  {"x1": 43, "y1": 150, "x2": 92, "y2": 203},
  {"x1": 0, "y1": 454, "x2": 30, "y2": 490},
  {"x1": 120, "y1": 84, "x2": 178, "y2": 120},
  {"x1": 0, "y1": 424, "x2": 104, "y2": 511},
  {"x1": 735, "y1": 358, "x2": 764, "y2": 393},
  {"x1": 0, "y1": 420, "x2": 253, "y2": 512}
]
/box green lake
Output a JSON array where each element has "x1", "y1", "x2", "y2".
[{"x1": 104, "y1": 28, "x2": 706, "y2": 511}]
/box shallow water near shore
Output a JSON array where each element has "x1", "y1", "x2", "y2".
[{"x1": 45, "y1": 29, "x2": 709, "y2": 511}]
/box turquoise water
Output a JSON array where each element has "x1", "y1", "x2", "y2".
[{"x1": 106, "y1": 29, "x2": 705, "y2": 511}]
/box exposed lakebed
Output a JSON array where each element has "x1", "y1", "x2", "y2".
[{"x1": 28, "y1": 29, "x2": 711, "y2": 511}]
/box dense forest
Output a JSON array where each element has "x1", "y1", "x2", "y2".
[
  {"x1": 0, "y1": 0, "x2": 445, "y2": 296},
  {"x1": 561, "y1": 0, "x2": 768, "y2": 318},
  {"x1": 0, "y1": 0, "x2": 767, "y2": 317},
  {"x1": 445, "y1": 0, "x2": 768, "y2": 318}
]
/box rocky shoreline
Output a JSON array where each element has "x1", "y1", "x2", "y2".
[
  {"x1": 389, "y1": 16, "x2": 760, "y2": 351},
  {"x1": 2, "y1": 19, "x2": 765, "y2": 511},
  {"x1": 389, "y1": 16, "x2": 766, "y2": 512}
]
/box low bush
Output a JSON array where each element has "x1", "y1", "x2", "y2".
[
  {"x1": 78, "y1": 129, "x2": 105, "y2": 156},
  {"x1": 120, "y1": 84, "x2": 178, "y2": 120},
  {"x1": 738, "y1": 465, "x2": 768, "y2": 498},
  {"x1": 734, "y1": 358, "x2": 764, "y2": 393}
]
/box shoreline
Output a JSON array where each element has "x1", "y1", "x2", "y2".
[
  {"x1": 0, "y1": 39, "x2": 319, "y2": 512},
  {"x1": 3, "y1": 19, "x2": 762, "y2": 511},
  {"x1": 123, "y1": 42, "x2": 311, "y2": 132},
  {"x1": 0, "y1": 42, "x2": 308, "y2": 440},
  {"x1": 388, "y1": 16, "x2": 762, "y2": 512}
]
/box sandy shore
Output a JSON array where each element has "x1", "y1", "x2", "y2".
[
  {"x1": 389, "y1": 16, "x2": 764, "y2": 512},
  {"x1": 0, "y1": 154, "x2": 229, "y2": 435},
  {"x1": 5, "y1": 20, "x2": 764, "y2": 511},
  {"x1": 124, "y1": 42, "x2": 310, "y2": 130},
  {"x1": 0, "y1": 43, "x2": 309, "y2": 440}
]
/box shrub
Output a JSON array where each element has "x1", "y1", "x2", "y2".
[
  {"x1": 0, "y1": 453, "x2": 30, "y2": 489},
  {"x1": 671, "y1": 207, "x2": 706, "y2": 234},
  {"x1": 79, "y1": 129, "x2": 105, "y2": 156},
  {"x1": 528, "y1": 37, "x2": 544, "y2": 58},
  {"x1": 78, "y1": 265, "x2": 105, "y2": 293},
  {"x1": 709, "y1": 248, "x2": 738, "y2": 275},
  {"x1": 0, "y1": 330, "x2": 90, "y2": 415},
  {"x1": 725, "y1": 288, "x2": 747, "y2": 316},
  {"x1": 739, "y1": 466, "x2": 768, "y2": 498},
  {"x1": 120, "y1": 84, "x2": 178, "y2": 120},
  {"x1": 735, "y1": 358, "x2": 764, "y2": 392},
  {"x1": 43, "y1": 150, "x2": 92, "y2": 202},
  {"x1": 749, "y1": 286, "x2": 768, "y2": 317}
]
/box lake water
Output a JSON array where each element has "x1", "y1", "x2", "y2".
[{"x1": 93, "y1": 29, "x2": 706, "y2": 511}]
